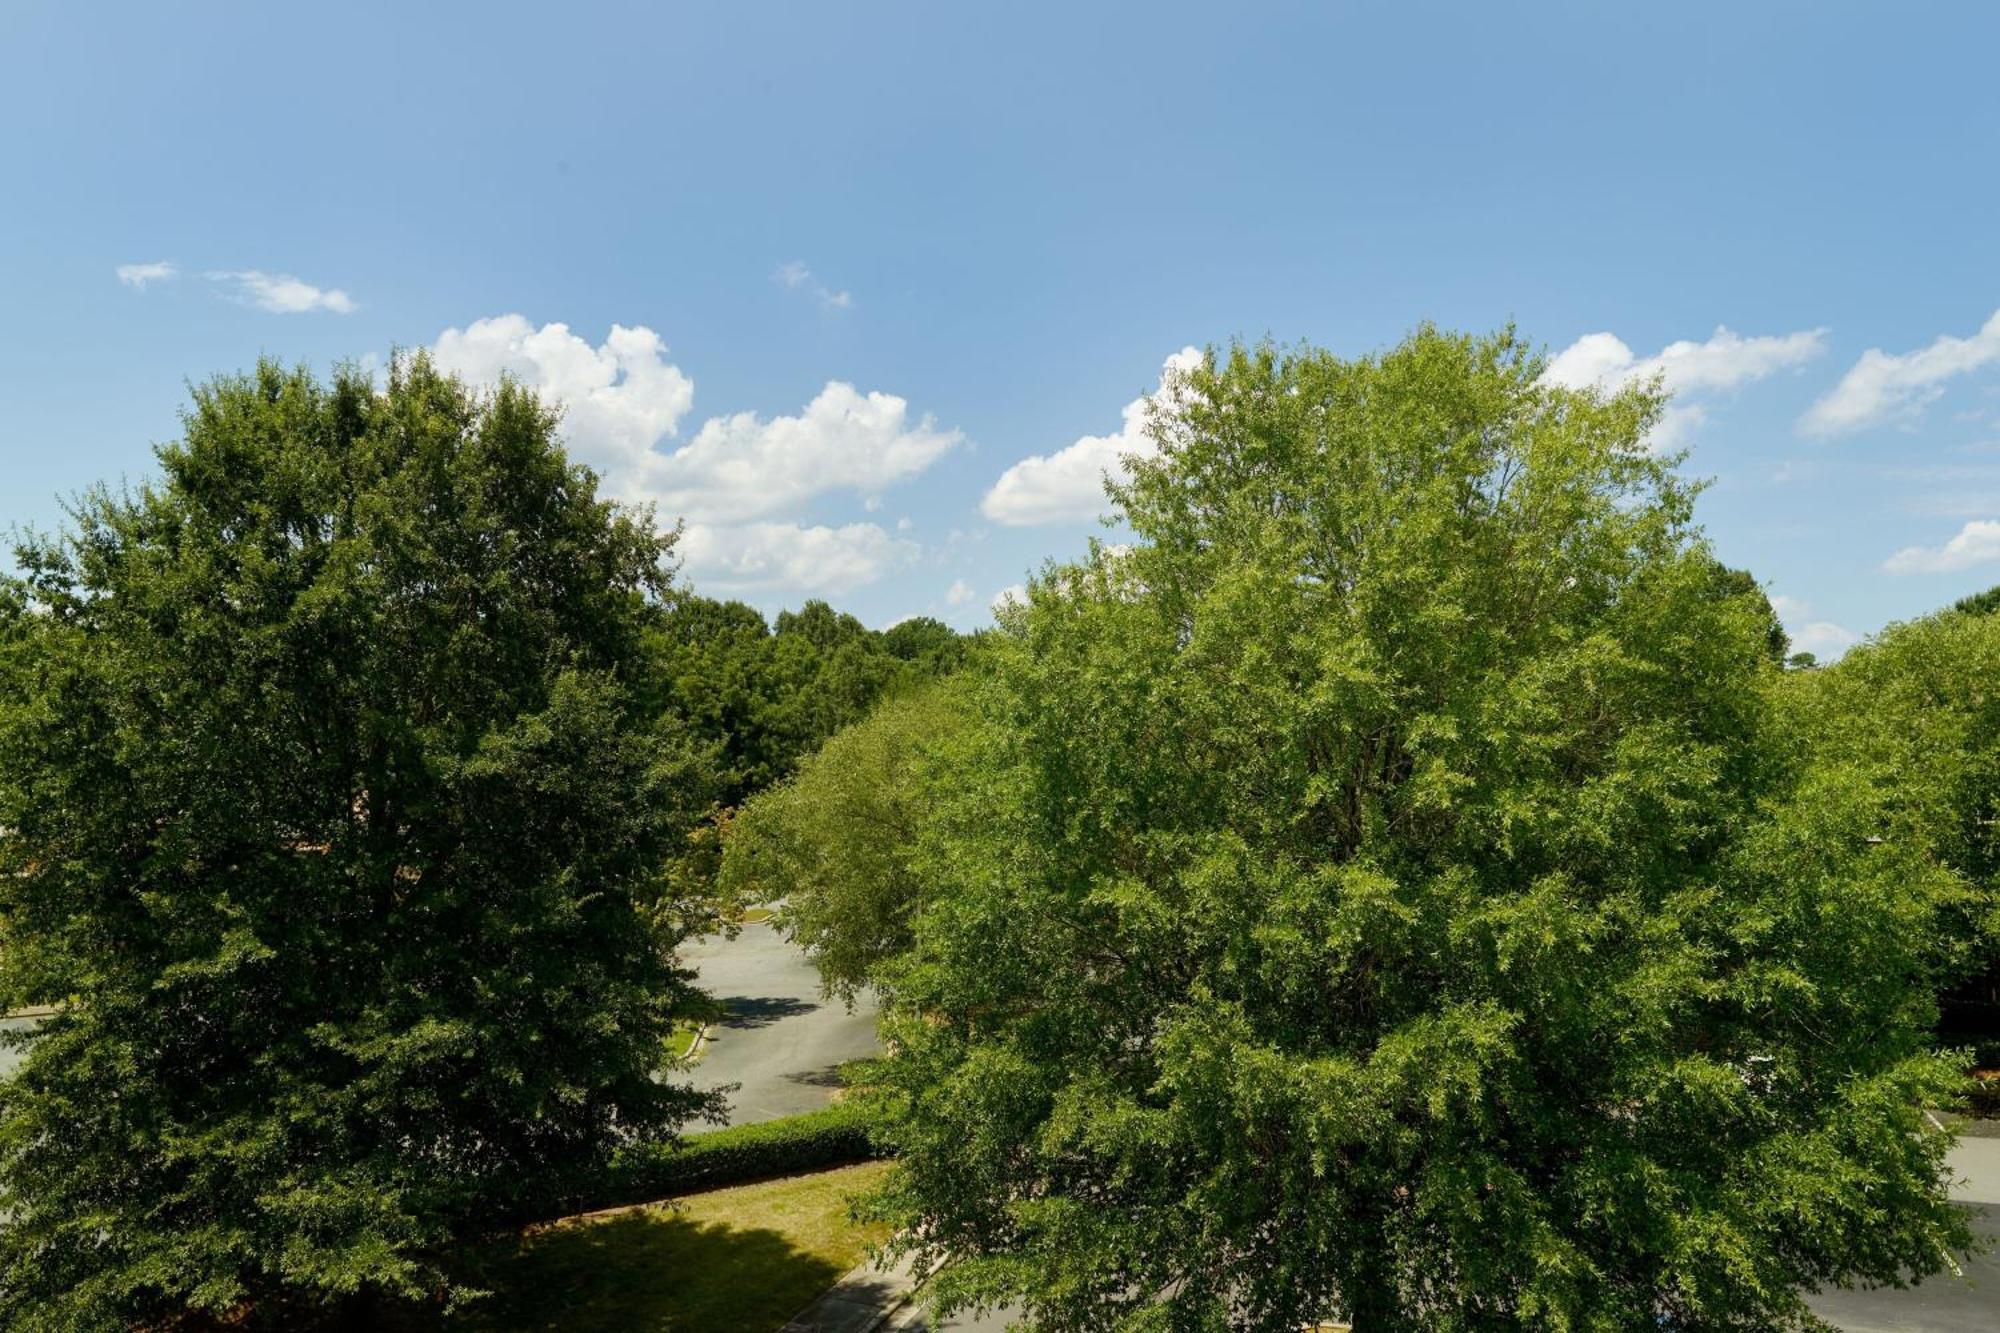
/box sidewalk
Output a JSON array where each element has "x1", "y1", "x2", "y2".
[{"x1": 778, "y1": 1252, "x2": 920, "y2": 1333}]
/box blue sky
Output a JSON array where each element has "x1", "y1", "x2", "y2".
[{"x1": 5, "y1": 1, "x2": 2000, "y2": 654}]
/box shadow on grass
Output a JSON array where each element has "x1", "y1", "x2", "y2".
[{"x1": 396, "y1": 1209, "x2": 849, "y2": 1332}]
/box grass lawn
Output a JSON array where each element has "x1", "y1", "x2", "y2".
[
  {"x1": 665, "y1": 1020, "x2": 705, "y2": 1062},
  {"x1": 408, "y1": 1161, "x2": 894, "y2": 1331}
]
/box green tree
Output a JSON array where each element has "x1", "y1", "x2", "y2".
[
  {"x1": 762, "y1": 614, "x2": 904, "y2": 771},
  {"x1": 1704, "y1": 563, "x2": 1789, "y2": 664},
  {"x1": 1785, "y1": 608, "x2": 2000, "y2": 1037},
  {"x1": 867, "y1": 330, "x2": 1971, "y2": 1330},
  {"x1": 0, "y1": 356, "x2": 719, "y2": 1329},
  {"x1": 882, "y1": 615, "x2": 973, "y2": 674},
  {"x1": 646, "y1": 596, "x2": 967, "y2": 807},
  {"x1": 644, "y1": 595, "x2": 781, "y2": 800},
  {"x1": 722, "y1": 680, "x2": 973, "y2": 1002},
  {"x1": 1951, "y1": 582, "x2": 2000, "y2": 618}
]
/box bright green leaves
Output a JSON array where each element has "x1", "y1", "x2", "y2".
[
  {"x1": 723, "y1": 680, "x2": 973, "y2": 1002},
  {"x1": 866, "y1": 328, "x2": 1968, "y2": 1330}
]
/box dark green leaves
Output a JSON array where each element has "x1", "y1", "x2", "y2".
[{"x1": 0, "y1": 355, "x2": 716, "y2": 1328}]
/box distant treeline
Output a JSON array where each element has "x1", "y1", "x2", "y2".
[{"x1": 644, "y1": 596, "x2": 972, "y2": 809}]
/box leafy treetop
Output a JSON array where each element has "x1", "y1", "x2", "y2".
[
  {"x1": 865, "y1": 328, "x2": 1972, "y2": 1331},
  {"x1": 0, "y1": 355, "x2": 719, "y2": 1329}
]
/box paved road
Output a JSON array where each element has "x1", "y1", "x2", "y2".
[
  {"x1": 683, "y1": 921, "x2": 882, "y2": 1127},
  {"x1": 0, "y1": 1017, "x2": 35, "y2": 1082},
  {"x1": 897, "y1": 1296, "x2": 1017, "y2": 1331}
]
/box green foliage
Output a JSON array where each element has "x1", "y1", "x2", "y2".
[
  {"x1": 1951, "y1": 582, "x2": 2000, "y2": 618},
  {"x1": 1783, "y1": 607, "x2": 2000, "y2": 1033},
  {"x1": 645, "y1": 597, "x2": 969, "y2": 808},
  {"x1": 1705, "y1": 562, "x2": 1790, "y2": 664},
  {"x1": 864, "y1": 329, "x2": 1972, "y2": 1331},
  {"x1": 883, "y1": 615, "x2": 974, "y2": 672},
  {"x1": 723, "y1": 680, "x2": 974, "y2": 1001},
  {"x1": 0, "y1": 356, "x2": 720, "y2": 1330},
  {"x1": 577, "y1": 1104, "x2": 881, "y2": 1213}
]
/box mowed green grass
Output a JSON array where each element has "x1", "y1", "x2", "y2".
[
  {"x1": 664, "y1": 1020, "x2": 705, "y2": 1062},
  {"x1": 403, "y1": 1161, "x2": 894, "y2": 1331}
]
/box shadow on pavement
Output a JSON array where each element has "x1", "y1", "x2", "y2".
[
  {"x1": 784, "y1": 1064, "x2": 850, "y2": 1089},
  {"x1": 718, "y1": 995, "x2": 820, "y2": 1029},
  {"x1": 779, "y1": 1264, "x2": 910, "y2": 1333}
]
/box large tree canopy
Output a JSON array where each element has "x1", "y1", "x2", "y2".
[
  {"x1": 867, "y1": 330, "x2": 1972, "y2": 1331},
  {"x1": 0, "y1": 357, "x2": 718, "y2": 1328}
]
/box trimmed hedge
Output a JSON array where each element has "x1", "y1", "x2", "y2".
[
  {"x1": 583, "y1": 1103, "x2": 882, "y2": 1214},
  {"x1": 499, "y1": 1102, "x2": 884, "y2": 1225}
]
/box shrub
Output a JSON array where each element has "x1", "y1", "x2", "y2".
[{"x1": 552, "y1": 1104, "x2": 883, "y2": 1216}]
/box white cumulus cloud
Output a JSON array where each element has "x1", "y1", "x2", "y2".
[
  {"x1": 1545, "y1": 326, "x2": 1828, "y2": 395},
  {"x1": 430, "y1": 315, "x2": 960, "y2": 599},
  {"x1": 1543, "y1": 325, "x2": 1826, "y2": 452},
  {"x1": 990, "y1": 583, "x2": 1027, "y2": 614},
  {"x1": 677, "y1": 521, "x2": 917, "y2": 594},
  {"x1": 116, "y1": 261, "x2": 177, "y2": 289},
  {"x1": 1801, "y1": 309, "x2": 2000, "y2": 438},
  {"x1": 1768, "y1": 594, "x2": 1857, "y2": 660},
  {"x1": 1883, "y1": 519, "x2": 2000, "y2": 575},
  {"x1": 433, "y1": 316, "x2": 955, "y2": 524},
  {"x1": 207, "y1": 270, "x2": 357, "y2": 314},
  {"x1": 432, "y1": 315, "x2": 696, "y2": 488},
  {"x1": 1791, "y1": 621, "x2": 1859, "y2": 658},
  {"x1": 982, "y1": 347, "x2": 1203, "y2": 526},
  {"x1": 656, "y1": 382, "x2": 960, "y2": 522},
  {"x1": 945, "y1": 578, "x2": 974, "y2": 606}
]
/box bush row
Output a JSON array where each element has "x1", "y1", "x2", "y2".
[{"x1": 576, "y1": 1102, "x2": 883, "y2": 1215}]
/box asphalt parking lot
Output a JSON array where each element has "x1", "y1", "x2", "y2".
[{"x1": 682, "y1": 919, "x2": 883, "y2": 1126}]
